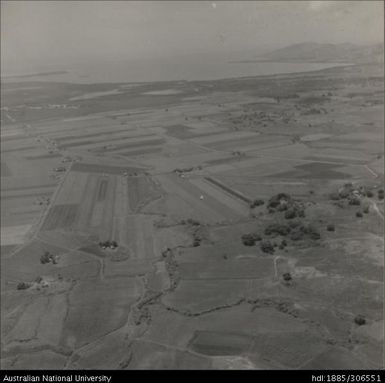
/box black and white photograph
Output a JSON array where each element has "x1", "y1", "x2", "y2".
[{"x1": 0, "y1": 0, "x2": 384, "y2": 375}]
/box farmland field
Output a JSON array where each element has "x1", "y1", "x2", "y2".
[{"x1": 1, "y1": 60, "x2": 383, "y2": 370}]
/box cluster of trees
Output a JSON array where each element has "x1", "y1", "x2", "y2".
[
  {"x1": 99, "y1": 240, "x2": 118, "y2": 249},
  {"x1": 260, "y1": 240, "x2": 275, "y2": 254},
  {"x1": 267, "y1": 193, "x2": 305, "y2": 219},
  {"x1": 263, "y1": 221, "x2": 320, "y2": 241},
  {"x1": 241, "y1": 232, "x2": 288, "y2": 254},
  {"x1": 17, "y1": 282, "x2": 31, "y2": 290},
  {"x1": 241, "y1": 233, "x2": 262, "y2": 246},
  {"x1": 289, "y1": 222, "x2": 320, "y2": 241},
  {"x1": 330, "y1": 183, "x2": 376, "y2": 203},
  {"x1": 192, "y1": 227, "x2": 205, "y2": 247},
  {"x1": 40, "y1": 251, "x2": 58, "y2": 265}
]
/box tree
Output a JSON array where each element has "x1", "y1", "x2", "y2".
[
  {"x1": 260, "y1": 240, "x2": 275, "y2": 254},
  {"x1": 264, "y1": 223, "x2": 290, "y2": 236},
  {"x1": 354, "y1": 315, "x2": 366, "y2": 326},
  {"x1": 284, "y1": 208, "x2": 297, "y2": 219},
  {"x1": 250, "y1": 199, "x2": 264, "y2": 208},
  {"x1": 282, "y1": 272, "x2": 292, "y2": 282},
  {"x1": 17, "y1": 282, "x2": 31, "y2": 290},
  {"x1": 241, "y1": 233, "x2": 261, "y2": 246},
  {"x1": 40, "y1": 251, "x2": 54, "y2": 264}
]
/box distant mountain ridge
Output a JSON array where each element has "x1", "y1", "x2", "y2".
[{"x1": 249, "y1": 42, "x2": 384, "y2": 64}]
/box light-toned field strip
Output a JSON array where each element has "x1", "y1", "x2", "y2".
[
  {"x1": 61, "y1": 135, "x2": 164, "y2": 153},
  {"x1": 90, "y1": 201, "x2": 105, "y2": 228},
  {"x1": 206, "y1": 178, "x2": 306, "y2": 185},
  {"x1": 1, "y1": 186, "x2": 55, "y2": 198},
  {"x1": 1, "y1": 192, "x2": 53, "y2": 201},
  {"x1": 34, "y1": 122, "x2": 131, "y2": 137},
  {"x1": 204, "y1": 136, "x2": 288, "y2": 152},
  {"x1": 221, "y1": 153, "x2": 373, "y2": 170},
  {"x1": 54, "y1": 129, "x2": 154, "y2": 144},
  {"x1": 75, "y1": 174, "x2": 99, "y2": 232},
  {"x1": 57, "y1": 130, "x2": 156, "y2": 147},
  {"x1": 157, "y1": 174, "x2": 226, "y2": 222},
  {"x1": 110, "y1": 146, "x2": 163, "y2": 158},
  {"x1": 53, "y1": 172, "x2": 88, "y2": 205},
  {"x1": 171, "y1": 173, "x2": 246, "y2": 221},
  {"x1": 189, "y1": 131, "x2": 259, "y2": 145},
  {"x1": 128, "y1": 215, "x2": 156, "y2": 259},
  {"x1": 189, "y1": 178, "x2": 250, "y2": 217},
  {"x1": 100, "y1": 175, "x2": 117, "y2": 241},
  {"x1": 110, "y1": 176, "x2": 126, "y2": 245},
  {"x1": 0, "y1": 131, "x2": 25, "y2": 139},
  {"x1": 1, "y1": 224, "x2": 32, "y2": 246}
]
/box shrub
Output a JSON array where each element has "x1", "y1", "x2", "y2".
[
  {"x1": 348, "y1": 197, "x2": 361, "y2": 206},
  {"x1": 365, "y1": 190, "x2": 374, "y2": 198},
  {"x1": 329, "y1": 192, "x2": 340, "y2": 201},
  {"x1": 284, "y1": 208, "x2": 297, "y2": 219},
  {"x1": 303, "y1": 225, "x2": 321, "y2": 240},
  {"x1": 338, "y1": 183, "x2": 354, "y2": 199},
  {"x1": 297, "y1": 209, "x2": 305, "y2": 218},
  {"x1": 356, "y1": 211, "x2": 363, "y2": 218},
  {"x1": 362, "y1": 206, "x2": 369, "y2": 214},
  {"x1": 193, "y1": 239, "x2": 201, "y2": 247},
  {"x1": 99, "y1": 240, "x2": 119, "y2": 249},
  {"x1": 17, "y1": 282, "x2": 31, "y2": 290},
  {"x1": 288, "y1": 220, "x2": 301, "y2": 229},
  {"x1": 326, "y1": 224, "x2": 335, "y2": 232},
  {"x1": 260, "y1": 240, "x2": 275, "y2": 254},
  {"x1": 186, "y1": 218, "x2": 201, "y2": 226},
  {"x1": 354, "y1": 315, "x2": 366, "y2": 326},
  {"x1": 378, "y1": 189, "x2": 384, "y2": 200},
  {"x1": 250, "y1": 199, "x2": 264, "y2": 208},
  {"x1": 267, "y1": 193, "x2": 292, "y2": 209},
  {"x1": 290, "y1": 231, "x2": 304, "y2": 241},
  {"x1": 290, "y1": 224, "x2": 320, "y2": 241},
  {"x1": 40, "y1": 252, "x2": 51, "y2": 264},
  {"x1": 276, "y1": 203, "x2": 288, "y2": 212},
  {"x1": 40, "y1": 251, "x2": 56, "y2": 264},
  {"x1": 264, "y1": 223, "x2": 291, "y2": 236},
  {"x1": 282, "y1": 272, "x2": 292, "y2": 282}
]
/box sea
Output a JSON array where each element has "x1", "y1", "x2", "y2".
[{"x1": 1, "y1": 54, "x2": 349, "y2": 84}]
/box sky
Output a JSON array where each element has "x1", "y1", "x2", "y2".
[{"x1": 1, "y1": 1, "x2": 384, "y2": 70}]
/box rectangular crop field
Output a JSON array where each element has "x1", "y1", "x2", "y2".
[
  {"x1": 179, "y1": 258, "x2": 274, "y2": 280},
  {"x1": 41, "y1": 204, "x2": 79, "y2": 231},
  {"x1": 71, "y1": 162, "x2": 143, "y2": 175}
]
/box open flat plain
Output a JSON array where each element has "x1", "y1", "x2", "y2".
[{"x1": 1, "y1": 63, "x2": 384, "y2": 369}]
